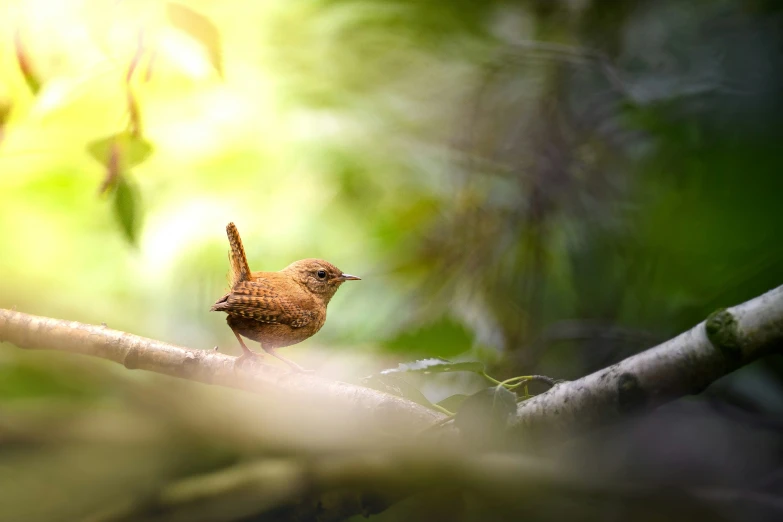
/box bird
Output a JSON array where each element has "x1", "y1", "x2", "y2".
[{"x1": 210, "y1": 222, "x2": 360, "y2": 372}]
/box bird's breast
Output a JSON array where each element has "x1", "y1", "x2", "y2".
[{"x1": 227, "y1": 312, "x2": 326, "y2": 349}]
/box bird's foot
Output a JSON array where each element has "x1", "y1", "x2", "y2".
[{"x1": 234, "y1": 349, "x2": 262, "y2": 370}]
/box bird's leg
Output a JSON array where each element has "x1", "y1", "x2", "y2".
[
  {"x1": 261, "y1": 345, "x2": 313, "y2": 374},
  {"x1": 233, "y1": 330, "x2": 255, "y2": 356},
  {"x1": 232, "y1": 329, "x2": 262, "y2": 368}
]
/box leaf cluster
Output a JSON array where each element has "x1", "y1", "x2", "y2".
[{"x1": 364, "y1": 358, "x2": 558, "y2": 444}]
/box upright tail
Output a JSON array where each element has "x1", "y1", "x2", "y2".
[{"x1": 226, "y1": 222, "x2": 251, "y2": 286}]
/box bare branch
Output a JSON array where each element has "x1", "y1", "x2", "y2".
[
  {"x1": 512, "y1": 284, "x2": 783, "y2": 436},
  {"x1": 0, "y1": 310, "x2": 442, "y2": 437}
]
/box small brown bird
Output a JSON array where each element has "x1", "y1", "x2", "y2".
[{"x1": 210, "y1": 222, "x2": 360, "y2": 371}]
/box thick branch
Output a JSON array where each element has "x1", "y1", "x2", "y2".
[
  {"x1": 512, "y1": 284, "x2": 783, "y2": 436},
  {"x1": 0, "y1": 310, "x2": 441, "y2": 436}
]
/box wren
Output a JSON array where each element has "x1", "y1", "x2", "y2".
[{"x1": 211, "y1": 222, "x2": 360, "y2": 372}]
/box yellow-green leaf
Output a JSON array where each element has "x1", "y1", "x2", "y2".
[
  {"x1": 166, "y1": 3, "x2": 223, "y2": 78},
  {"x1": 88, "y1": 133, "x2": 153, "y2": 171}
]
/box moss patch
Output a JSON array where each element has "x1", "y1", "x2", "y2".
[
  {"x1": 705, "y1": 308, "x2": 742, "y2": 365},
  {"x1": 617, "y1": 373, "x2": 647, "y2": 414}
]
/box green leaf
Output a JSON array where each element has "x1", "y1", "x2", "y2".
[
  {"x1": 113, "y1": 176, "x2": 141, "y2": 245},
  {"x1": 436, "y1": 394, "x2": 469, "y2": 413},
  {"x1": 362, "y1": 374, "x2": 437, "y2": 411},
  {"x1": 380, "y1": 358, "x2": 485, "y2": 375},
  {"x1": 166, "y1": 2, "x2": 223, "y2": 78},
  {"x1": 88, "y1": 132, "x2": 153, "y2": 171},
  {"x1": 454, "y1": 386, "x2": 517, "y2": 444},
  {"x1": 383, "y1": 317, "x2": 475, "y2": 358}
]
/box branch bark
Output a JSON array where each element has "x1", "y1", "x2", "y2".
[
  {"x1": 0, "y1": 310, "x2": 441, "y2": 438},
  {"x1": 511, "y1": 284, "x2": 783, "y2": 436}
]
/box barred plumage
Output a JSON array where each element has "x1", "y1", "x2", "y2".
[
  {"x1": 210, "y1": 222, "x2": 360, "y2": 371},
  {"x1": 226, "y1": 222, "x2": 251, "y2": 286}
]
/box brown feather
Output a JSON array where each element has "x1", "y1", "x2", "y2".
[
  {"x1": 220, "y1": 280, "x2": 316, "y2": 328},
  {"x1": 226, "y1": 222, "x2": 251, "y2": 285}
]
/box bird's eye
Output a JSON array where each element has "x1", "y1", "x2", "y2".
[{"x1": 317, "y1": 269, "x2": 327, "y2": 279}]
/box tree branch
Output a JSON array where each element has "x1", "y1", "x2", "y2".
[
  {"x1": 0, "y1": 310, "x2": 442, "y2": 437},
  {"x1": 511, "y1": 284, "x2": 783, "y2": 436},
  {"x1": 88, "y1": 452, "x2": 642, "y2": 522},
  {"x1": 91, "y1": 451, "x2": 752, "y2": 522}
]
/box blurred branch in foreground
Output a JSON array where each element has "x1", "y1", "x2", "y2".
[
  {"x1": 85, "y1": 453, "x2": 693, "y2": 522},
  {"x1": 87, "y1": 452, "x2": 783, "y2": 522}
]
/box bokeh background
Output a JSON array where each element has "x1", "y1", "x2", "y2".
[{"x1": 1, "y1": 1, "x2": 782, "y2": 521}]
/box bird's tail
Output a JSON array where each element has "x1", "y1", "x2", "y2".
[
  {"x1": 210, "y1": 292, "x2": 230, "y2": 312},
  {"x1": 226, "y1": 222, "x2": 251, "y2": 286}
]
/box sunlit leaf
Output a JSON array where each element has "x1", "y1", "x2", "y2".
[
  {"x1": 362, "y1": 374, "x2": 437, "y2": 411},
  {"x1": 454, "y1": 386, "x2": 517, "y2": 443},
  {"x1": 436, "y1": 394, "x2": 469, "y2": 413},
  {"x1": 166, "y1": 2, "x2": 223, "y2": 78},
  {"x1": 380, "y1": 358, "x2": 485, "y2": 375},
  {"x1": 113, "y1": 175, "x2": 141, "y2": 245},
  {"x1": 14, "y1": 29, "x2": 41, "y2": 94},
  {"x1": 88, "y1": 132, "x2": 153, "y2": 173}
]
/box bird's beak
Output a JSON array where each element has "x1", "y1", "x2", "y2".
[{"x1": 338, "y1": 273, "x2": 361, "y2": 281}]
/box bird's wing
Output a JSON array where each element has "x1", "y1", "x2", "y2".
[{"x1": 222, "y1": 280, "x2": 315, "y2": 328}]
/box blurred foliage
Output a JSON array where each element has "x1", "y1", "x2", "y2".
[{"x1": 1, "y1": 0, "x2": 782, "y2": 520}]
